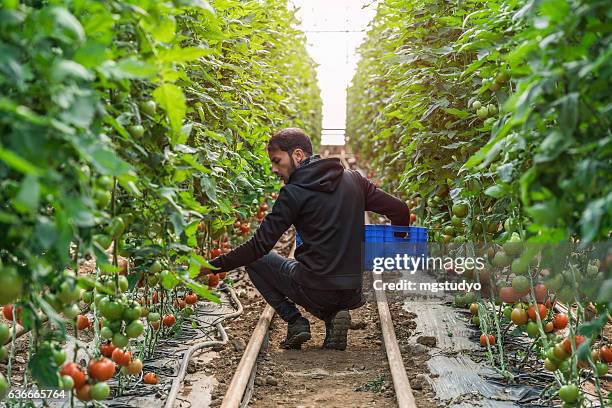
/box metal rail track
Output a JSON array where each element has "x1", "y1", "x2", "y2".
[{"x1": 221, "y1": 155, "x2": 417, "y2": 408}]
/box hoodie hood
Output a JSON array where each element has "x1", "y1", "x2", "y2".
[{"x1": 288, "y1": 157, "x2": 344, "y2": 192}]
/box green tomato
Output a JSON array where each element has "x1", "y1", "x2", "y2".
[
  {"x1": 492, "y1": 251, "x2": 511, "y2": 268},
  {"x1": 63, "y1": 304, "x2": 80, "y2": 319},
  {"x1": 0, "y1": 323, "x2": 10, "y2": 344},
  {"x1": 91, "y1": 381, "x2": 111, "y2": 400},
  {"x1": 546, "y1": 347, "x2": 560, "y2": 363},
  {"x1": 126, "y1": 320, "x2": 144, "y2": 338},
  {"x1": 97, "y1": 176, "x2": 114, "y2": 190},
  {"x1": 503, "y1": 233, "x2": 523, "y2": 257},
  {"x1": 95, "y1": 294, "x2": 108, "y2": 308},
  {"x1": 100, "y1": 326, "x2": 114, "y2": 340},
  {"x1": 122, "y1": 305, "x2": 141, "y2": 322},
  {"x1": 471, "y1": 316, "x2": 480, "y2": 327},
  {"x1": 147, "y1": 274, "x2": 160, "y2": 286},
  {"x1": 128, "y1": 125, "x2": 145, "y2": 138},
  {"x1": 487, "y1": 104, "x2": 497, "y2": 116},
  {"x1": 558, "y1": 384, "x2": 579, "y2": 403},
  {"x1": 118, "y1": 276, "x2": 129, "y2": 293},
  {"x1": 595, "y1": 362, "x2": 608, "y2": 376},
  {"x1": 140, "y1": 100, "x2": 157, "y2": 116},
  {"x1": 503, "y1": 307, "x2": 512, "y2": 320},
  {"x1": 101, "y1": 301, "x2": 124, "y2": 321},
  {"x1": 147, "y1": 312, "x2": 161, "y2": 323},
  {"x1": 544, "y1": 358, "x2": 558, "y2": 371},
  {"x1": 511, "y1": 258, "x2": 528, "y2": 275},
  {"x1": 0, "y1": 265, "x2": 23, "y2": 305},
  {"x1": 149, "y1": 261, "x2": 162, "y2": 274},
  {"x1": 53, "y1": 349, "x2": 67, "y2": 366},
  {"x1": 60, "y1": 375, "x2": 74, "y2": 391},
  {"x1": 471, "y1": 100, "x2": 481, "y2": 110},
  {"x1": 105, "y1": 319, "x2": 123, "y2": 333},
  {"x1": 58, "y1": 281, "x2": 81, "y2": 303},
  {"x1": 182, "y1": 306, "x2": 194, "y2": 317},
  {"x1": 0, "y1": 346, "x2": 8, "y2": 361},
  {"x1": 107, "y1": 217, "x2": 126, "y2": 238},
  {"x1": 512, "y1": 276, "x2": 530, "y2": 293},
  {"x1": 94, "y1": 234, "x2": 113, "y2": 249},
  {"x1": 526, "y1": 321, "x2": 539, "y2": 338},
  {"x1": 0, "y1": 373, "x2": 8, "y2": 399},
  {"x1": 112, "y1": 333, "x2": 129, "y2": 348},
  {"x1": 94, "y1": 189, "x2": 112, "y2": 209},
  {"x1": 81, "y1": 291, "x2": 94, "y2": 304},
  {"x1": 452, "y1": 203, "x2": 469, "y2": 218},
  {"x1": 477, "y1": 107, "x2": 489, "y2": 119}
]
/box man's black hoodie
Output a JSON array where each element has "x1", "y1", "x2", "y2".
[{"x1": 209, "y1": 156, "x2": 410, "y2": 290}]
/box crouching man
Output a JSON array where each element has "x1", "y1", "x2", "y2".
[{"x1": 201, "y1": 128, "x2": 410, "y2": 350}]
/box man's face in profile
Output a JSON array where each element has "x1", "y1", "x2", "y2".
[{"x1": 268, "y1": 148, "x2": 305, "y2": 183}]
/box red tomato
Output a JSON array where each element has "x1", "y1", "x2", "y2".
[
  {"x1": 185, "y1": 293, "x2": 198, "y2": 305},
  {"x1": 76, "y1": 315, "x2": 91, "y2": 330},
  {"x1": 127, "y1": 358, "x2": 143, "y2": 375},
  {"x1": 480, "y1": 334, "x2": 496, "y2": 347},
  {"x1": 533, "y1": 284, "x2": 548, "y2": 303},
  {"x1": 410, "y1": 213, "x2": 417, "y2": 223},
  {"x1": 562, "y1": 335, "x2": 585, "y2": 355},
  {"x1": 76, "y1": 384, "x2": 92, "y2": 401},
  {"x1": 600, "y1": 346, "x2": 612, "y2": 363},
  {"x1": 210, "y1": 248, "x2": 222, "y2": 258},
  {"x1": 527, "y1": 304, "x2": 548, "y2": 321},
  {"x1": 2, "y1": 305, "x2": 21, "y2": 322},
  {"x1": 111, "y1": 348, "x2": 132, "y2": 367},
  {"x1": 553, "y1": 313, "x2": 569, "y2": 330},
  {"x1": 240, "y1": 223, "x2": 251, "y2": 234},
  {"x1": 144, "y1": 372, "x2": 158, "y2": 385},
  {"x1": 163, "y1": 314, "x2": 176, "y2": 327},
  {"x1": 260, "y1": 203, "x2": 269, "y2": 212},
  {"x1": 88, "y1": 357, "x2": 116, "y2": 382},
  {"x1": 208, "y1": 274, "x2": 220, "y2": 288},
  {"x1": 99, "y1": 342, "x2": 116, "y2": 358},
  {"x1": 60, "y1": 363, "x2": 87, "y2": 389}
]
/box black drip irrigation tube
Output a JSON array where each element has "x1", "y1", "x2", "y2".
[{"x1": 103, "y1": 283, "x2": 243, "y2": 408}]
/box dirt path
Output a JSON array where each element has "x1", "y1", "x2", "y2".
[{"x1": 248, "y1": 303, "x2": 397, "y2": 408}]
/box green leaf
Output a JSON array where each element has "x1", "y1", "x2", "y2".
[
  {"x1": 184, "y1": 279, "x2": 220, "y2": 304},
  {"x1": 99, "y1": 58, "x2": 157, "y2": 80},
  {"x1": 153, "y1": 83, "x2": 186, "y2": 135},
  {"x1": 199, "y1": 176, "x2": 218, "y2": 202},
  {"x1": 484, "y1": 183, "x2": 509, "y2": 198},
  {"x1": 46, "y1": 7, "x2": 85, "y2": 44},
  {"x1": 162, "y1": 270, "x2": 180, "y2": 290},
  {"x1": 158, "y1": 47, "x2": 212, "y2": 63},
  {"x1": 0, "y1": 147, "x2": 42, "y2": 175},
  {"x1": 29, "y1": 343, "x2": 59, "y2": 387},
  {"x1": 13, "y1": 174, "x2": 40, "y2": 213}
]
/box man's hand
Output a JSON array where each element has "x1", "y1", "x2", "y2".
[{"x1": 196, "y1": 267, "x2": 214, "y2": 282}]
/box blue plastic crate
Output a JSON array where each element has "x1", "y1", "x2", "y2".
[
  {"x1": 295, "y1": 224, "x2": 428, "y2": 270},
  {"x1": 364, "y1": 225, "x2": 428, "y2": 271}
]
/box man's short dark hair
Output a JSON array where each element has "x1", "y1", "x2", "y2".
[{"x1": 267, "y1": 128, "x2": 313, "y2": 156}]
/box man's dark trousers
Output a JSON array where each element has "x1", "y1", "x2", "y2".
[{"x1": 246, "y1": 251, "x2": 364, "y2": 322}]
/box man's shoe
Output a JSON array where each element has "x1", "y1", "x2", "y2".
[
  {"x1": 280, "y1": 316, "x2": 311, "y2": 349},
  {"x1": 323, "y1": 310, "x2": 351, "y2": 350}
]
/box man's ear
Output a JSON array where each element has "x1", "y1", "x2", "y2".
[{"x1": 292, "y1": 148, "x2": 306, "y2": 164}]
